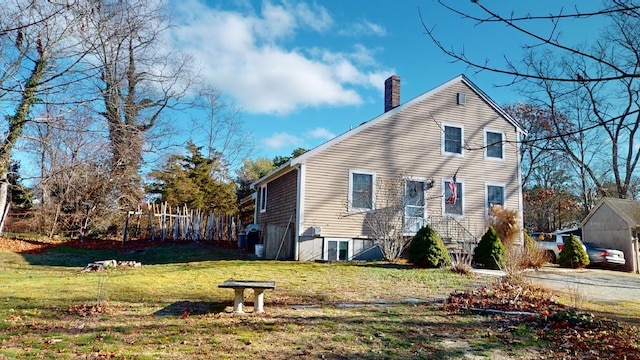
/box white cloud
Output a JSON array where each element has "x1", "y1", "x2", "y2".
[
  {"x1": 263, "y1": 127, "x2": 336, "y2": 153},
  {"x1": 264, "y1": 132, "x2": 304, "y2": 150},
  {"x1": 169, "y1": 0, "x2": 390, "y2": 115},
  {"x1": 338, "y1": 19, "x2": 387, "y2": 37},
  {"x1": 306, "y1": 127, "x2": 335, "y2": 140}
]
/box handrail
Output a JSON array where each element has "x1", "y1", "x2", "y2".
[{"x1": 426, "y1": 215, "x2": 479, "y2": 253}]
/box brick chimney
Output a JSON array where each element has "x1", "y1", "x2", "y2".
[{"x1": 384, "y1": 75, "x2": 400, "y2": 112}]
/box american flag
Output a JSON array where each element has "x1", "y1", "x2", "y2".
[{"x1": 446, "y1": 174, "x2": 457, "y2": 205}]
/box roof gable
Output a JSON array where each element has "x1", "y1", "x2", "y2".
[
  {"x1": 582, "y1": 197, "x2": 640, "y2": 227},
  {"x1": 255, "y1": 74, "x2": 523, "y2": 186},
  {"x1": 291, "y1": 74, "x2": 525, "y2": 166}
]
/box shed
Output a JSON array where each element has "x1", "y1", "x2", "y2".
[{"x1": 580, "y1": 198, "x2": 640, "y2": 273}]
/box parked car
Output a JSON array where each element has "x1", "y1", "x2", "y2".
[
  {"x1": 583, "y1": 242, "x2": 626, "y2": 268},
  {"x1": 531, "y1": 232, "x2": 586, "y2": 264}
]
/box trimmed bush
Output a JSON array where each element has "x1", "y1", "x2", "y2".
[
  {"x1": 407, "y1": 225, "x2": 451, "y2": 268},
  {"x1": 473, "y1": 226, "x2": 506, "y2": 270},
  {"x1": 558, "y1": 235, "x2": 590, "y2": 268}
]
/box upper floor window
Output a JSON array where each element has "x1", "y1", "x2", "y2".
[
  {"x1": 443, "y1": 125, "x2": 463, "y2": 156},
  {"x1": 486, "y1": 131, "x2": 504, "y2": 159},
  {"x1": 259, "y1": 185, "x2": 267, "y2": 213},
  {"x1": 349, "y1": 170, "x2": 375, "y2": 211}
]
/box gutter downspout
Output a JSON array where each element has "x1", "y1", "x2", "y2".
[
  {"x1": 516, "y1": 129, "x2": 525, "y2": 245},
  {"x1": 294, "y1": 163, "x2": 305, "y2": 261}
]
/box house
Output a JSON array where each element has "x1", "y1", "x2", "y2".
[
  {"x1": 581, "y1": 198, "x2": 640, "y2": 273},
  {"x1": 252, "y1": 74, "x2": 526, "y2": 261}
]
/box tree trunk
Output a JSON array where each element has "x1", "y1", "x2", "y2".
[
  {"x1": 0, "y1": 178, "x2": 9, "y2": 235},
  {"x1": 0, "y1": 57, "x2": 47, "y2": 233}
]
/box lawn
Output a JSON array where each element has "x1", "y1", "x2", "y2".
[{"x1": 2, "y1": 240, "x2": 631, "y2": 359}]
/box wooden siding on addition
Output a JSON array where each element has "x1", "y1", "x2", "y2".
[{"x1": 256, "y1": 169, "x2": 298, "y2": 259}]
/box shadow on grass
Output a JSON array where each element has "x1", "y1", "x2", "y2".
[
  {"x1": 154, "y1": 300, "x2": 229, "y2": 316},
  {"x1": 353, "y1": 262, "x2": 414, "y2": 270},
  {"x1": 17, "y1": 241, "x2": 250, "y2": 267}
]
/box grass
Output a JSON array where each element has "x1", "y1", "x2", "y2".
[{"x1": 0, "y1": 242, "x2": 547, "y2": 359}]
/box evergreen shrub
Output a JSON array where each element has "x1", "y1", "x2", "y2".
[
  {"x1": 407, "y1": 225, "x2": 452, "y2": 268},
  {"x1": 558, "y1": 235, "x2": 590, "y2": 268},
  {"x1": 473, "y1": 226, "x2": 506, "y2": 270}
]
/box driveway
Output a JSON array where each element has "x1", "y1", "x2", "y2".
[{"x1": 524, "y1": 266, "x2": 640, "y2": 303}]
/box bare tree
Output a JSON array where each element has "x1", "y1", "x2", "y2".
[
  {"x1": 0, "y1": 0, "x2": 88, "y2": 232},
  {"x1": 77, "y1": 0, "x2": 196, "y2": 209},
  {"x1": 343, "y1": 175, "x2": 419, "y2": 261},
  {"x1": 505, "y1": 102, "x2": 606, "y2": 214},
  {"x1": 423, "y1": 1, "x2": 640, "y2": 200},
  {"x1": 21, "y1": 105, "x2": 114, "y2": 237},
  {"x1": 191, "y1": 87, "x2": 254, "y2": 172}
]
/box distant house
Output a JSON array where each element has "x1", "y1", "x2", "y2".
[
  {"x1": 581, "y1": 198, "x2": 640, "y2": 273},
  {"x1": 252, "y1": 75, "x2": 526, "y2": 261}
]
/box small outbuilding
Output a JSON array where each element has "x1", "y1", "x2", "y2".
[{"x1": 580, "y1": 198, "x2": 640, "y2": 273}]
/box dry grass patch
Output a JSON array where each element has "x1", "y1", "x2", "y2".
[{"x1": 2, "y1": 242, "x2": 536, "y2": 359}]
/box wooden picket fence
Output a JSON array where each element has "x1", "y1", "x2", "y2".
[{"x1": 122, "y1": 202, "x2": 241, "y2": 243}]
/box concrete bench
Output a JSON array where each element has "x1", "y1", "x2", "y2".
[{"x1": 218, "y1": 280, "x2": 276, "y2": 313}]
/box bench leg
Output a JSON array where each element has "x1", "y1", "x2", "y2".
[
  {"x1": 233, "y1": 288, "x2": 245, "y2": 313},
  {"x1": 253, "y1": 289, "x2": 265, "y2": 313}
]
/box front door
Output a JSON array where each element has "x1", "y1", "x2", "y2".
[{"x1": 404, "y1": 179, "x2": 426, "y2": 234}]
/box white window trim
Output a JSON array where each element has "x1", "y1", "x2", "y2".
[
  {"x1": 403, "y1": 176, "x2": 428, "y2": 236},
  {"x1": 441, "y1": 123, "x2": 464, "y2": 157},
  {"x1": 323, "y1": 238, "x2": 353, "y2": 261},
  {"x1": 484, "y1": 129, "x2": 505, "y2": 161},
  {"x1": 259, "y1": 185, "x2": 267, "y2": 213},
  {"x1": 348, "y1": 169, "x2": 376, "y2": 212},
  {"x1": 485, "y1": 182, "x2": 506, "y2": 216},
  {"x1": 441, "y1": 178, "x2": 464, "y2": 218}
]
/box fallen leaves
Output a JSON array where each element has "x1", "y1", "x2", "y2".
[
  {"x1": 67, "y1": 303, "x2": 108, "y2": 317},
  {"x1": 445, "y1": 279, "x2": 640, "y2": 360}
]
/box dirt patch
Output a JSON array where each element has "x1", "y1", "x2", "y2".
[
  {"x1": 0, "y1": 238, "x2": 56, "y2": 253},
  {"x1": 0, "y1": 237, "x2": 238, "y2": 254}
]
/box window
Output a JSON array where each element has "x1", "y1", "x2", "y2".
[
  {"x1": 349, "y1": 170, "x2": 375, "y2": 211},
  {"x1": 486, "y1": 131, "x2": 504, "y2": 159},
  {"x1": 324, "y1": 238, "x2": 352, "y2": 261},
  {"x1": 486, "y1": 185, "x2": 504, "y2": 213},
  {"x1": 404, "y1": 179, "x2": 426, "y2": 234},
  {"x1": 444, "y1": 179, "x2": 463, "y2": 216},
  {"x1": 259, "y1": 185, "x2": 267, "y2": 213},
  {"x1": 443, "y1": 125, "x2": 463, "y2": 155}
]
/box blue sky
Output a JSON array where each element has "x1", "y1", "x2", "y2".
[{"x1": 168, "y1": 0, "x2": 604, "y2": 162}]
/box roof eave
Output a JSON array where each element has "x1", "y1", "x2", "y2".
[{"x1": 251, "y1": 160, "x2": 294, "y2": 189}]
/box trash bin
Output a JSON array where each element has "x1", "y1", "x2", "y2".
[
  {"x1": 247, "y1": 229, "x2": 260, "y2": 253},
  {"x1": 255, "y1": 244, "x2": 264, "y2": 258},
  {"x1": 237, "y1": 232, "x2": 247, "y2": 248}
]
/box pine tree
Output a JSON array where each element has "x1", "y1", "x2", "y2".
[{"x1": 147, "y1": 141, "x2": 237, "y2": 213}]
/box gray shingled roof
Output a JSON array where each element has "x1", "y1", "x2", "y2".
[{"x1": 600, "y1": 198, "x2": 640, "y2": 227}]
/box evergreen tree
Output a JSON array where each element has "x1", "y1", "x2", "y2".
[
  {"x1": 8, "y1": 162, "x2": 33, "y2": 209},
  {"x1": 558, "y1": 235, "x2": 590, "y2": 269},
  {"x1": 147, "y1": 141, "x2": 237, "y2": 213},
  {"x1": 473, "y1": 226, "x2": 506, "y2": 270},
  {"x1": 407, "y1": 225, "x2": 451, "y2": 268}
]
